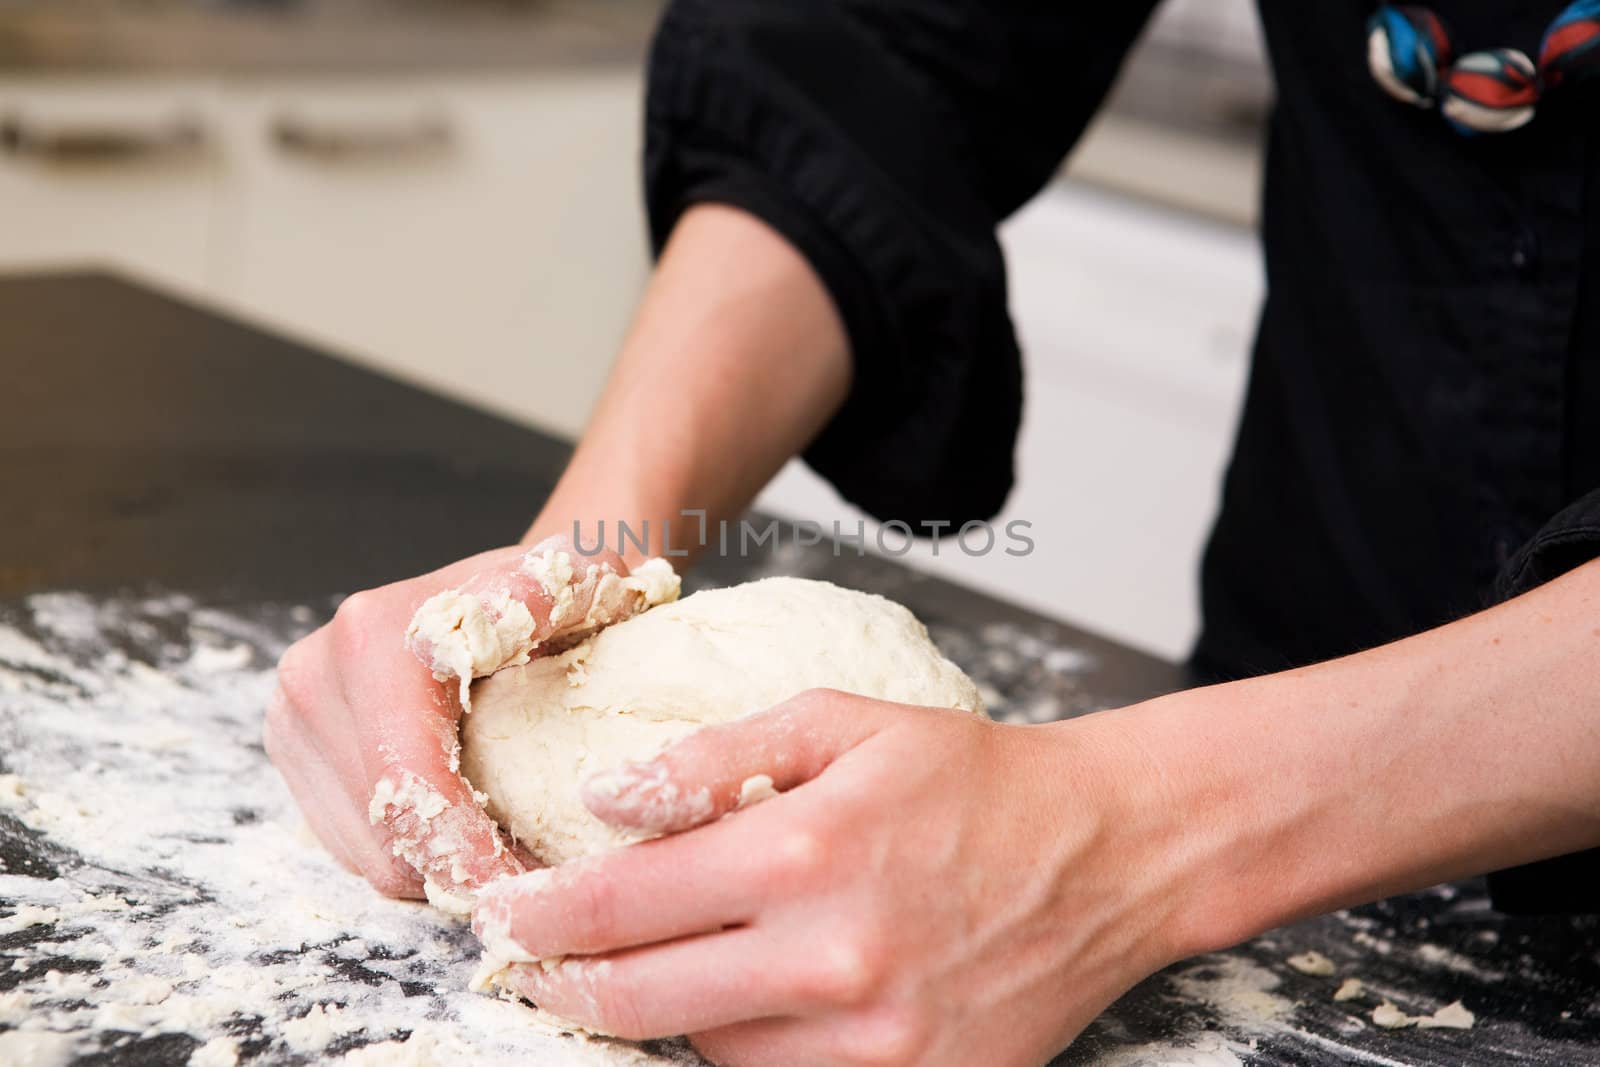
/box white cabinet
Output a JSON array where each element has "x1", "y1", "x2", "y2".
[
  {"x1": 209, "y1": 73, "x2": 648, "y2": 437},
  {"x1": 0, "y1": 72, "x2": 649, "y2": 438},
  {"x1": 0, "y1": 77, "x2": 224, "y2": 297}
]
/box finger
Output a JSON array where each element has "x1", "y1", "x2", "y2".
[
  {"x1": 404, "y1": 537, "x2": 671, "y2": 702},
  {"x1": 264, "y1": 696, "x2": 424, "y2": 897},
  {"x1": 693, "y1": 1012, "x2": 922, "y2": 1067},
  {"x1": 580, "y1": 690, "x2": 890, "y2": 835},
  {"x1": 458, "y1": 537, "x2": 636, "y2": 644},
  {"x1": 361, "y1": 702, "x2": 526, "y2": 903},
  {"x1": 274, "y1": 643, "x2": 395, "y2": 823},
  {"x1": 500, "y1": 926, "x2": 818, "y2": 1041},
  {"x1": 336, "y1": 620, "x2": 526, "y2": 901},
  {"x1": 262, "y1": 700, "x2": 357, "y2": 874},
  {"x1": 691, "y1": 1018, "x2": 807, "y2": 1067},
  {"x1": 473, "y1": 816, "x2": 774, "y2": 958}
]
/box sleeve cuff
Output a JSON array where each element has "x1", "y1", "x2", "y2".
[
  {"x1": 643, "y1": 2, "x2": 1023, "y2": 529},
  {"x1": 1493, "y1": 490, "x2": 1600, "y2": 603},
  {"x1": 1486, "y1": 489, "x2": 1600, "y2": 914}
]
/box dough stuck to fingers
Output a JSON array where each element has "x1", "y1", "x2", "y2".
[{"x1": 405, "y1": 549, "x2": 681, "y2": 709}]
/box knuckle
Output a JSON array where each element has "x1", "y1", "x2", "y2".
[
  {"x1": 800, "y1": 930, "x2": 885, "y2": 1007},
  {"x1": 330, "y1": 589, "x2": 385, "y2": 656},
  {"x1": 273, "y1": 640, "x2": 319, "y2": 712},
  {"x1": 571, "y1": 873, "x2": 620, "y2": 947},
  {"x1": 840, "y1": 1009, "x2": 929, "y2": 1067},
  {"x1": 260, "y1": 709, "x2": 285, "y2": 765},
  {"x1": 767, "y1": 828, "x2": 827, "y2": 885},
  {"x1": 365, "y1": 859, "x2": 419, "y2": 899},
  {"x1": 789, "y1": 687, "x2": 839, "y2": 714},
  {"x1": 595, "y1": 979, "x2": 650, "y2": 1041}
]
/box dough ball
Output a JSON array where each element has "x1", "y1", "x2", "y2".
[{"x1": 460, "y1": 576, "x2": 986, "y2": 865}]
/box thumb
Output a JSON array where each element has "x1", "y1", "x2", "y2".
[
  {"x1": 579, "y1": 689, "x2": 890, "y2": 836},
  {"x1": 404, "y1": 536, "x2": 679, "y2": 707}
]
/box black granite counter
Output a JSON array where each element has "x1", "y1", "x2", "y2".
[{"x1": 2, "y1": 272, "x2": 1596, "y2": 1065}]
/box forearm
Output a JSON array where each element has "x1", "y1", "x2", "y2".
[
  {"x1": 1131, "y1": 558, "x2": 1600, "y2": 955},
  {"x1": 527, "y1": 203, "x2": 850, "y2": 566}
]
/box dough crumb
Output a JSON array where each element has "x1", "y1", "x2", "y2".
[
  {"x1": 1372, "y1": 1002, "x2": 1418, "y2": 1029},
  {"x1": 1333, "y1": 977, "x2": 1364, "y2": 1002},
  {"x1": 469, "y1": 869, "x2": 551, "y2": 993},
  {"x1": 524, "y1": 550, "x2": 578, "y2": 625},
  {"x1": 1419, "y1": 999, "x2": 1475, "y2": 1030},
  {"x1": 736, "y1": 774, "x2": 779, "y2": 810},
  {"x1": 405, "y1": 590, "x2": 537, "y2": 709},
  {"x1": 1286, "y1": 950, "x2": 1336, "y2": 976},
  {"x1": 423, "y1": 880, "x2": 475, "y2": 918},
  {"x1": 368, "y1": 771, "x2": 492, "y2": 916}
]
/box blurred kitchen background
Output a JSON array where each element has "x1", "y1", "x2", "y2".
[{"x1": 0, "y1": 0, "x2": 1268, "y2": 662}]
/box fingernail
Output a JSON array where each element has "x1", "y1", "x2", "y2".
[
  {"x1": 579, "y1": 761, "x2": 645, "y2": 802},
  {"x1": 581, "y1": 761, "x2": 713, "y2": 835}
]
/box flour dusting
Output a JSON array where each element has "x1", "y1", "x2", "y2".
[{"x1": 0, "y1": 591, "x2": 702, "y2": 1065}]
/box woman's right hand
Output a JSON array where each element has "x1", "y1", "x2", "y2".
[{"x1": 263, "y1": 536, "x2": 658, "y2": 908}]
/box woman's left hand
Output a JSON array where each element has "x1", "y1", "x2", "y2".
[{"x1": 471, "y1": 688, "x2": 1207, "y2": 1067}]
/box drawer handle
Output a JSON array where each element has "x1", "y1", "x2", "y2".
[
  {"x1": 269, "y1": 111, "x2": 453, "y2": 160},
  {"x1": 0, "y1": 112, "x2": 207, "y2": 162}
]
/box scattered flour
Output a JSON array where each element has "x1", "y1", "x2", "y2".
[
  {"x1": 189, "y1": 1035, "x2": 241, "y2": 1067},
  {"x1": 1414, "y1": 942, "x2": 1504, "y2": 981},
  {"x1": 1170, "y1": 958, "x2": 1292, "y2": 1031},
  {"x1": 0, "y1": 1029, "x2": 78, "y2": 1067},
  {"x1": 338, "y1": 1029, "x2": 461, "y2": 1066},
  {"x1": 0, "y1": 592, "x2": 705, "y2": 1065},
  {"x1": 0, "y1": 904, "x2": 61, "y2": 935},
  {"x1": 283, "y1": 1003, "x2": 363, "y2": 1053}
]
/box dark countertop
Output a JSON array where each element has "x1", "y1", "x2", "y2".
[{"x1": 2, "y1": 272, "x2": 1597, "y2": 1065}]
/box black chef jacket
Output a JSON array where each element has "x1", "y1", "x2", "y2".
[{"x1": 641, "y1": 0, "x2": 1600, "y2": 912}]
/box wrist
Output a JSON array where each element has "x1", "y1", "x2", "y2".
[
  {"x1": 1123, "y1": 643, "x2": 1507, "y2": 960},
  {"x1": 1029, "y1": 709, "x2": 1233, "y2": 974},
  {"x1": 1100, "y1": 677, "x2": 1342, "y2": 960}
]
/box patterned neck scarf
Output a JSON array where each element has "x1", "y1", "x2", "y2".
[{"x1": 1367, "y1": 1, "x2": 1600, "y2": 134}]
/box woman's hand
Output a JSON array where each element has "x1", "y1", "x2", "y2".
[
  {"x1": 472, "y1": 690, "x2": 1205, "y2": 1067},
  {"x1": 263, "y1": 536, "x2": 653, "y2": 908}
]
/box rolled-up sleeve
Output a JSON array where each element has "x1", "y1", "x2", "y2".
[
  {"x1": 1485, "y1": 490, "x2": 1600, "y2": 914},
  {"x1": 644, "y1": 0, "x2": 1156, "y2": 529}
]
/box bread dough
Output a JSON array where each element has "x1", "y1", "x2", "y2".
[{"x1": 461, "y1": 576, "x2": 986, "y2": 866}]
